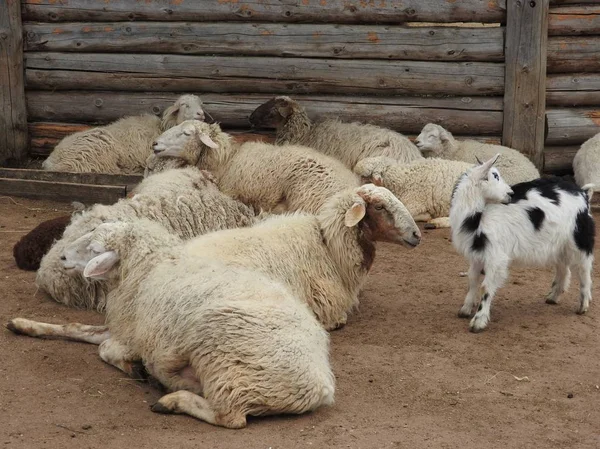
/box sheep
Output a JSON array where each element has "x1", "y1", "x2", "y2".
[
  {"x1": 573, "y1": 132, "x2": 600, "y2": 190},
  {"x1": 8, "y1": 218, "x2": 334, "y2": 428},
  {"x1": 148, "y1": 120, "x2": 361, "y2": 214},
  {"x1": 248, "y1": 96, "x2": 423, "y2": 170},
  {"x1": 415, "y1": 123, "x2": 540, "y2": 185},
  {"x1": 42, "y1": 95, "x2": 205, "y2": 174},
  {"x1": 450, "y1": 154, "x2": 595, "y2": 332},
  {"x1": 37, "y1": 167, "x2": 259, "y2": 312},
  {"x1": 354, "y1": 156, "x2": 474, "y2": 229},
  {"x1": 179, "y1": 183, "x2": 421, "y2": 330}
]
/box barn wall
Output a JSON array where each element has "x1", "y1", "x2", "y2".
[{"x1": 21, "y1": 0, "x2": 506, "y2": 156}]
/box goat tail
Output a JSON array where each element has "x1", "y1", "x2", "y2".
[{"x1": 582, "y1": 183, "x2": 596, "y2": 206}]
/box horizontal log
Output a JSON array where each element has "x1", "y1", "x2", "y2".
[
  {"x1": 25, "y1": 53, "x2": 505, "y2": 96},
  {"x1": 546, "y1": 74, "x2": 600, "y2": 107},
  {"x1": 550, "y1": 0, "x2": 600, "y2": 5},
  {"x1": 543, "y1": 146, "x2": 578, "y2": 174},
  {"x1": 549, "y1": 6, "x2": 600, "y2": 35},
  {"x1": 0, "y1": 177, "x2": 126, "y2": 204},
  {"x1": 23, "y1": 22, "x2": 504, "y2": 62},
  {"x1": 26, "y1": 92, "x2": 504, "y2": 138},
  {"x1": 547, "y1": 37, "x2": 600, "y2": 73},
  {"x1": 546, "y1": 108, "x2": 600, "y2": 146},
  {"x1": 0, "y1": 168, "x2": 141, "y2": 186},
  {"x1": 21, "y1": 0, "x2": 507, "y2": 24}
]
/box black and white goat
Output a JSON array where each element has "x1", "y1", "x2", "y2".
[{"x1": 450, "y1": 154, "x2": 595, "y2": 332}]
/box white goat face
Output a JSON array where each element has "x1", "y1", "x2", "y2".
[
  {"x1": 472, "y1": 154, "x2": 513, "y2": 204},
  {"x1": 152, "y1": 121, "x2": 196, "y2": 156},
  {"x1": 175, "y1": 95, "x2": 205, "y2": 123},
  {"x1": 415, "y1": 124, "x2": 445, "y2": 156}
]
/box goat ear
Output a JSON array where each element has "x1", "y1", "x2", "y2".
[
  {"x1": 199, "y1": 133, "x2": 219, "y2": 149},
  {"x1": 475, "y1": 156, "x2": 483, "y2": 165},
  {"x1": 473, "y1": 154, "x2": 500, "y2": 179},
  {"x1": 83, "y1": 251, "x2": 119, "y2": 278},
  {"x1": 344, "y1": 202, "x2": 366, "y2": 227}
]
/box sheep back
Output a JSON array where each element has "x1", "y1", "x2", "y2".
[{"x1": 573, "y1": 133, "x2": 600, "y2": 189}]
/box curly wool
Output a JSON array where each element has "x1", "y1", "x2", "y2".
[
  {"x1": 150, "y1": 121, "x2": 360, "y2": 214},
  {"x1": 573, "y1": 132, "x2": 600, "y2": 190},
  {"x1": 37, "y1": 167, "x2": 259, "y2": 312},
  {"x1": 416, "y1": 123, "x2": 539, "y2": 185},
  {"x1": 43, "y1": 95, "x2": 204, "y2": 174},
  {"x1": 250, "y1": 96, "x2": 423, "y2": 170},
  {"x1": 354, "y1": 156, "x2": 474, "y2": 227}
]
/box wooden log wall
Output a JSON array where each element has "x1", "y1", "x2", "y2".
[
  {"x1": 21, "y1": 0, "x2": 507, "y2": 160},
  {"x1": 545, "y1": 1, "x2": 600, "y2": 173}
]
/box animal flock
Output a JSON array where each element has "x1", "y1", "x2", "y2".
[{"x1": 7, "y1": 94, "x2": 597, "y2": 428}]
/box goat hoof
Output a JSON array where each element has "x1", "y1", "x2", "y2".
[
  {"x1": 151, "y1": 402, "x2": 174, "y2": 414},
  {"x1": 469, "y1": 325, "x2": 486, "y2": 333},
  {"x1": 576, "y1": 307, "x2": 588, "y2": 315},
  {"x1": 457, "y1": 309, "x2": 472, "y2": 318},
  {"x1": 545, "y1": 297, "x2": 559, "y2": 305}
]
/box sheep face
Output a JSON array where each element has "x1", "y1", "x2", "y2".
[
  {"x1": 461, "y1": 154, "x2": 513, "y2": 205},
  {"x1": 62, "y1": 223, "x2": 123, "y2": 280},
  {"x1": 152, "y1": 121, "x2": 219, "y2": 160},
  {"x1": 162, "y1": 95, "x2": 206, "y2": 129},
  {"x1": 415, "y1": 123, "x2": 449, "y2": 156},
  {"x1": 352, "y1": 184, "x2": 421, "y2": 248},
  {"x1": 249, "y1": 96, "x2": 295, "y2": 129}
]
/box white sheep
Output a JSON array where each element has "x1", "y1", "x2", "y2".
[
  {"x1": 248, "y1": 96, "x2": 423, "y2": 170},
  {"x1": 450, "y1": 154, "x2": 595, "y2": 332},
  {"x1": 149, "y1": 120, "x2": 360, "y2": 214},
  {"x1": 37, "y1": 167, "x2": 259, "y2": 312},
  {"x1": 42, "y1": 95, "x2": 205, "y2": 174},
  {"x1": 8, "y1": 218, "x2": 334, "y2": 428},
  {"x1": 180, "y1": 183, "x2": 421, "y2": 330},
  {"x1": 354, "y1": 156, "x2": 474, "y2": 229},
  {"x1": 573, "y1": 132, "x2": 600, "y2": 190},
  {"x1": 415, "y1": 123, "x2": 540, "y2": 185}
]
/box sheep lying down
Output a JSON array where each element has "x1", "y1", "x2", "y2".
[
  {"x1": 7, "y1": 184, "x2": 421, "y2": 426},
  {"x1": 355, "y1": 156, "x2": 474, "y2": 229}
]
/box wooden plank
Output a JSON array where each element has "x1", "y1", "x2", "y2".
[
  {"x1": 547, "y1": 37, "x2": 600, "y2": 73},
  {"x1": 25, "y1": 53, "x2": 505, "y2": 96},
  {"x1": 21, "y1": 0, "x2": 507, "y2": 24},
  {"x1": 0, "y1": 0, "x2": 28, "y2": 166},
  {"x1": 502, "y1": 0, "x2": 549, "y2": 169},
  {"x1": 546, "y1": 108, "x2": 600, "y2": 146},
  {"x1": 547, "y1": 73, "x2": 600, "y2": 106},
  {"x1": 23, "y1": 22, "x2": 504, "y2": 62},
  {"x1": 0, "y1": 168, "x2": 142, "y2": 186},
  {"x1": 26, "y1": 92, "x2": 504, "y2": 136},
  {"x1": 543, "y1": 145, "x2": 578, "y2": 174},
  {"x1": 549, "y1": 5, "x2": 600, "y2": 35},
  {"x1": 0, "y1": 178, "x2": 126, "y2": 204}
]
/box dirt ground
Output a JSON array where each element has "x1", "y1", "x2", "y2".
[{"x1": 0, "y1": 197, "x2": 599, "y2": 449}]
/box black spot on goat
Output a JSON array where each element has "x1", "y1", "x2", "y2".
[
  {"x1": 574, "y1": 210, "x2": 595, "y2": 256},
  {"x1": 526, "y1": 207, "x2": 545, "y2": 231}
]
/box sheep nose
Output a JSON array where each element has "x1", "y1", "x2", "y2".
[
  {"x1": 152, "y1": 141, "x2": 158, "y2": 147},
  {"x1": 413, "y1": 231, "x2": 421, "y2": 241},
  {"x1": 60, "y1": 256, "x2": 66, "y2": 261}
]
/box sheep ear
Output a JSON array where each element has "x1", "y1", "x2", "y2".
[
  {"x1": 344, "y1": 202, "x2": 366, "y2": 227},
  {"x1": 372, "y1": 173, "x2": 383, "y2": 186},
  {"x1": 83, "y1": 251, "x2": 119, "y2": 278},
  {"x1": 162, "y1": 103, "x2": 179, "y2": 120},
  {"x1": 200, "y1": 133, "x2": 219, "y2": 149}
]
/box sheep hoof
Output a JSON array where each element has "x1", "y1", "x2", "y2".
[
  {"x1": 130, "y1": 361, "x2": 150, "y2": 382},
  {"x1": 5, "y1": 320, "x2": 20, "y2": 334},
  {"x1": 545, "y1": 296, "x2": 559, "y2": 305},
  {"x1": 151, "y1": 402, "x2": 174, "y2": 414},
  {"x1": 424, "y1": 223, "x2": 437, "y2": 230}
]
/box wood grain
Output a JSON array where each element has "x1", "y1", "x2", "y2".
[
  {"x1": 21, "y1": 0, "x2": 507, "y2": 24},
  {"x1": 543, "y1": 145, "x2": 578, "y2": 174},
  {"x1": 502, "y1": 0, "x2": 549, "y2": 169},
  {"x1": 0, "y1": 0, "x2": 28, "y2": 165},
  {"x1": 546, "y1": 74, "x2": 600, "y2": 106},
  {"x1": 547, "y1": 37, "x2": 600, "y2": 73},
  {"x1": 25, "y1": 53, "x2": 505, "y2": 96},
  {"x1": 546, "y1": 108, "x2": 600, "y2": 146},
  {"x1": 549, "y1": 5, "x2": 600, "y2": 35}
]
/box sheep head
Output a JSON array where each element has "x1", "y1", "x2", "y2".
[
  {"x1": 152, "y1": 120, "x2": 219, "y2": 162},
  {"x1": 347, "y1": 184, "x2": 421, "y2": 249},
  {"x1": 353, "y1": 156, "x2": 397, "y2": 186},
  {"x1": 249, "y1": 96, "x2": 297, "y2": 129},
  {"x1": 161, "y1": 94, "x2": 206, "y2": 130},
  {"x1": 415, "y1": 123, "x2": 454, "y2": 157}
]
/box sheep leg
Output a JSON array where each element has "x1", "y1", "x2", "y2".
[
  {"x1": 469, "y1": 264, "x2": 508, "y2": 333},
  {"x1": 99, "y1": 338, "x2": 145, "y2": 379},
  {"x1": 545, "y1": 262, "x2": 571, "y2": 305},
  {"x1": 458, "y1": 261, "x2": 484, "y2": 318},
  {"x1": 412, "y1": 212, "x2": 432, "y2": 223},
  {"x1": 575, "y1": 255, "x2": 593, "y2": 315},
  {"x1": 425, "y1": 217, "x2": 451, "y2": 229},
  {"x1": 6, "y1": 318, "x2": 109, "y2": 345},
  {"x1": 152, "y1": 390, "x2": 247, "y2": 429}
]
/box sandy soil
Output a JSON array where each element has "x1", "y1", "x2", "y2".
[{"x1": 1, "y1": 197, "x2": 599, "y2": 449}]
